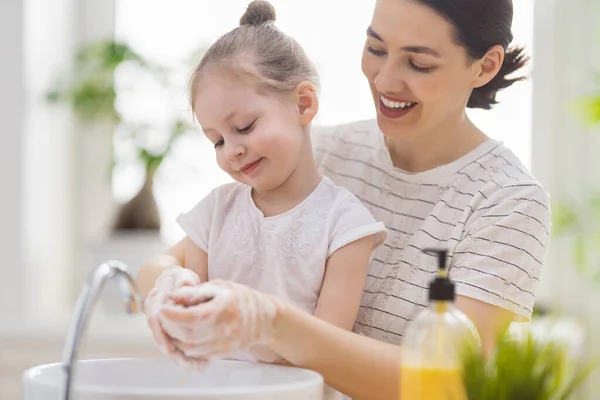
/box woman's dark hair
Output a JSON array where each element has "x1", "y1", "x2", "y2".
[{"x1": 413, "y1": 0, "x2": 529, "y2": 110}]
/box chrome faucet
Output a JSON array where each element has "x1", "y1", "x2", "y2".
[{"x1": 58, "y1": 260, "x2": 143, "y2": 400}]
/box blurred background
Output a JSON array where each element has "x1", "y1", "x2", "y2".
[{"x1": 1, "y1": 0, "x2": 599, "y2": 398}]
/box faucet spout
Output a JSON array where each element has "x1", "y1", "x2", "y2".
[{"x1": 59, "y1": 260, "x2": 143, "y2": 400}]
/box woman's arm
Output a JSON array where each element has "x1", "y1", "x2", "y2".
[{"x1": 456, "y1": 295, "x2": 514, "y2": 357}]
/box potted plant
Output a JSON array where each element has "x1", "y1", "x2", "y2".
[
  {"x1": 46, "y1": 39, "x2": 200, "y2": 232},
  {"x1": 47, "y1": 39, "x2": 202, "y2": 312},
  {"x1": 461, "y1": 331, "x2": 597, "y2": 400}
]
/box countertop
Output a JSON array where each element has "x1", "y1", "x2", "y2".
[{"x1": 0, "y1": 311, "x2": 154, "y2": 343}]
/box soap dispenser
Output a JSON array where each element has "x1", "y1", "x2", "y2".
[{"x1": 400, "y1": 248, "x2": 480, "y2": 400}]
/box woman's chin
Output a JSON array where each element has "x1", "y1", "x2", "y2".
[{"x1": 376, "y1": 114, "x2": 420, "y2": 141}]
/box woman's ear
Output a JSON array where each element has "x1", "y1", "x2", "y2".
[
  {"x1": 295, "y1": 81, "x2": 319, "y2": 126},
  {"x1": 472, "y1": 45, "x2": 504, "y2": 88}
]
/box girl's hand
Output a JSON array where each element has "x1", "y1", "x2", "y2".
[
  {"x1": 144, "y1": 267, "x2": 207, "y2": 369},
  {"x1": 158, "y1": 280, "x2": 283, "y2": 360}
]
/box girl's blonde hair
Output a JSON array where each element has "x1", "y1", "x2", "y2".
[{"x1": 189, "y1": 0, "x2": 320, "y2": 110}]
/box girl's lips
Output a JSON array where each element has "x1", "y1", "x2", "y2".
[{"x1": 240, "y1": 158, "x2": 263, "y2": 174}]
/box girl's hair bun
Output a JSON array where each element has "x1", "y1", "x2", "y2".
[{"x1": 239, "y1": 0, "x2": 276, "y2": 27}]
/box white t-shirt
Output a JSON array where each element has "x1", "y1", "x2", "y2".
[
  {"x1": 177, "y1": 176, "x2": 388, "y2": 315},
  {"x1": 177, "y1": 175, "x2": 387, "y2": 400},
  {"x1": 313, "y1": 119, "x2": 551, "y2": 344}
]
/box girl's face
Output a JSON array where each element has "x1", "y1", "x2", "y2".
[
  {"x1": 193, "y1": 69, "x2": 311, "y2": 193},
  {"x1": 361, "y1": 0, "x2": 495, "y2": 141}
]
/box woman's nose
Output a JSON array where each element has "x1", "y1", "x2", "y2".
[{"x1": 374, "y1": 60, "x2": 407, "y2": 95}]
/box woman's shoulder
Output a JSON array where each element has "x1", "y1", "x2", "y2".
[
  {"x1": 312, "y1": 119, "x2": 380, "y2": 148},
  {"x1": 311, "y1": 119, "x2": 381, "y2": 166},
  {"x1": 476, "y1": 142, "x2": 548, "y2": 191},
  {"x1": 464, "y1": 142, "x2": 550, "y2": 224},
  {"x1": 312, "y1": 118, "x2": 379, "y2": 136}
]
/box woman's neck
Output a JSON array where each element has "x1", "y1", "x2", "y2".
[
  {"x1": 252, "y1": 143, "x2": 322, "y2": 217},
  {"x1": 385, "y1": 114, "x2": 489, "y2": 173}
]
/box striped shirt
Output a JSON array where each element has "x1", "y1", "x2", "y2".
[{"x1": 312, "y1": 119, "x2": 551, "y2": 345}]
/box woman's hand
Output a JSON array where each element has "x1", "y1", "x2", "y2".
[{"x1": 157, "y1": 280, "x2": 283, "y2": 360}]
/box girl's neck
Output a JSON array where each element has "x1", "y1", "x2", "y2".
[
  {"x1": 252, "y1": 143, "x2": 322, "y2": 217},
  {"x1": 385, "y1": 113, "x2": 488, "y2": 173}
]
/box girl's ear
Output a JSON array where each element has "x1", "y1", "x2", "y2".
[{"x1": 295, "y1": 81, "x2": 319, "y2": 126}]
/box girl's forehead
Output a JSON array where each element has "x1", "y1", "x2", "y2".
[
  {"x1": 196, "y1": 65, "x2": 267, "y2": 96},
  {"x1": 194, "y1": 73, "x2": 256, "y2": 105},
  {"x1": 193, "y1": 74, "x2": 278, "y2": 124}
]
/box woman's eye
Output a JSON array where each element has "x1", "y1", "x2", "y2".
[
  {"x1": 409, "y1": 60, "x2": 433, "y2": 73},
  {"x1": 367, "y1": 46, "x2": 386, "y2": 57}
]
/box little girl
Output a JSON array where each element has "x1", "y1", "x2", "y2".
[{"x1": 138, "y1": 0, "x2": 387, "y2": 370}]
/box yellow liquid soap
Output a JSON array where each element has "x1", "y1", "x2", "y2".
[
  {"x1": 400, "y1": 365, "x2": 466, "y2": 400},
  {"x1": 399, "y1": 249, "x2": 479, "y2": 400}
]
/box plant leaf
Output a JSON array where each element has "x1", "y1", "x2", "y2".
[
  {"x1": 556, "y1": 359, "x2": 598, "y2": 400},
  {"x1": 572, "y1": 95, "x2": 600, "y2": 126},
  {"x1": 551, "y1": 202, "x2": 578, "y2": 236},
  {"x1": 461, "y1": 331, "x2": 596, "y2": 400},
  {"x1": 572, "y1": 236, "x2": 587, "y2": 274}
]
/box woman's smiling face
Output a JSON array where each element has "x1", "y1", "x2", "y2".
[{"x1": 361, "y1": 0, "x2": 484, "y2": 140}]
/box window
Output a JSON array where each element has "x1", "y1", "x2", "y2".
[{"x1": 114, "y1": 0, "x2": 534, "y2": 244}]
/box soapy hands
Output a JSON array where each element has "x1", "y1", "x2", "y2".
[
  {"x1": 144, "y1": 267, "x2": 206, "y2": 369},
  {"x1": 157, "y1": 280, "x2": 283, "y2": 361}
]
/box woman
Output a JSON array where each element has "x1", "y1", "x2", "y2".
[{"x1": 149, "y1": 0, "x2": 551, "y2": 398}]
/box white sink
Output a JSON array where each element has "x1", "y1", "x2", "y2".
[{"x1": 22, "y1": 358, "x2": 324, "y2": 399}]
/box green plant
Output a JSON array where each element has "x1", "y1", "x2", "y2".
[
  {"x1": 47, "y1": 41, "x2": 138, "y2": 123},
  {"x1": 550, "y1": 85, "x2": 600, "y2": 283},
  {"x1": 551, "y1": 196, "x2": 600, "y2": 283},
  {"x1": 47, "y1": 39, "x2": 201, "y2": 231},
  {"x1": 576, "y1": 86, "x2": 600, "y2": 127},
  {"x1": 461, "y1": 332, "x2": 597, "y2": 400}
]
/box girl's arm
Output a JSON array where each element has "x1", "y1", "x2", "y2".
[
  {"x1": 270, "y1": 302, "x2": 402, "y2": 400},
  {"x1": 313, "y1": 235, "x2": 374, "y2": 330},
  {"x1": 158, "y1": 280, "x2": 514, "y2": 399},
  {"x1": 249, "y1": 234, "x2": 375, "y2": 364},
  {"x1": 136, "y1": 237, "x2": 208, "y2": 298}
]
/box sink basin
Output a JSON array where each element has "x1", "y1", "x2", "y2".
[{"x1": 22, "y1": 358, "x2": 324, "y2": 399}]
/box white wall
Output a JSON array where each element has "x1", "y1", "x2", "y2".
[
  {"x1": 22, "y1": 0, "x2": 78, "y2": 320},
  {"x1": 0, "y1": 0, "x2": 25, "y2": 319},
  {"x1": 531, "y1": 0, "x2": 600, "y2": 394},
  {"x1": 532, "y1": 0, "x2": 600, "y2": 315},
  {"x1": 20, "y1": 0, "x2": 118, "y2": 320}
]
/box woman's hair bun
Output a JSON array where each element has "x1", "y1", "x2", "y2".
[{"x1": 239, "y1": 0, "x2": 276, "y2": 27}]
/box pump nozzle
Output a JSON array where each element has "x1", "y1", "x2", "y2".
[
  {"x1": 425, "y1": 248, "x2": 449, "y2": 277},
  {"x1": 424, "y1": 248, "x2": 454, "y2": 302}
]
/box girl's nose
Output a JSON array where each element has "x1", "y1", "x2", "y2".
[{"x1": 226, "y1": 142, "x2": 245, "y2": 160}]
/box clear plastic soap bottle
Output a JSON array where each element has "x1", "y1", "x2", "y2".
[{"x1": 400, "y1": 248, "x2": 481, "y2": 400}]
